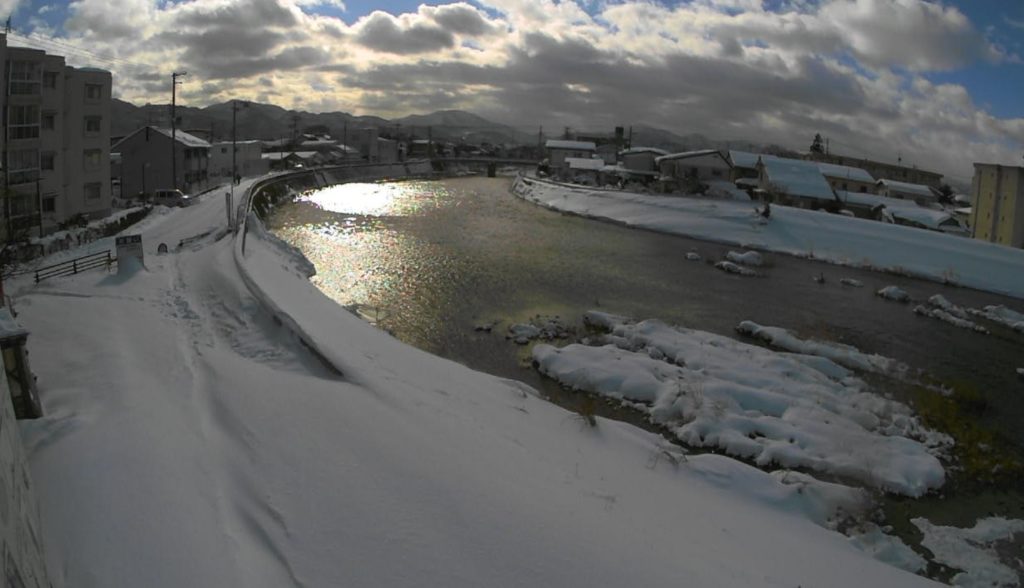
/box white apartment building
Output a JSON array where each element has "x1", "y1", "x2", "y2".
[{"x1": 1, "y1": 33, "x2": 111, "y2": 239}]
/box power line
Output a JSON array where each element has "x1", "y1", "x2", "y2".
[{"x1": 8, "y1": 30, "x2": 153, "y2": 71}]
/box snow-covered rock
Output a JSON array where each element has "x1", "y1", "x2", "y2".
[
  {"x1": 840, "y1": 278, "x2": 864, "y2": 287},
  {"x1": 912, "y1": 517, "x2": 1024, "y2": 588},
  {"x1": 508, "y1": 323, "x2": 541, "y2": 344},
  {"x1": 715, "y1": 260, "x2": 758, "y2": 276},
  {"x1": 534, "y1": 316, "x2": 946, "y2": 496},
  {"x1": 685, "y1": 251, "x2": 702, "y2": 261},
  {"x1": 725, "y1": 250, "x2": 764, "y2": 266},
  {"x1": 735, "y1": 320, "x2": 896, "y2": 374},
  {"x1": 927, "y1": 294, "x2": 969, "y2": 320},
  {"x1": 848, "y1": 525, "x2": 927, "y2": 574},
  {"x1": 913, "y1": 305, "x2": 989, "y2": 334},
  {"x1": 876, "y1": 285, "x2": 910, "y2": 302},
  {"x1": 967, "y1": 305, "x2": 1024, "y2": 333}
]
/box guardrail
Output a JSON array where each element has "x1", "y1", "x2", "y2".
[{"x1": 34, "y1": 250, "x2": 114, "y2": 283}]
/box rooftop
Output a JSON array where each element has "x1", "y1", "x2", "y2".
[
  {"x1": 877, "y1": 178, "x2": 937, "y2": 198},
  {"x1": 655, "y1": 149, "x2": 726, "y2": 164},
  {"x1": 761, "y1": 157, "x2": 836, "y2": 201},
  {"x1": 816, "y1": 161, "x2": 875, "y2": 184},
  {"x1": 546, "y1": 140, "x2": 597, "y2": 151}
]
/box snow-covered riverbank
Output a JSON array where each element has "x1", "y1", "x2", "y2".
[
  {"x1": 512, "y1": 176, "x2": 1024, "y2": 299},
  {"x1": 5, "y1": 175, "x2": 951, "y2": 586}
]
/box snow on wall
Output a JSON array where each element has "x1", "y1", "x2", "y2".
[{"x1": 0, "y1": 361, "x2": 52, "y2": 588}]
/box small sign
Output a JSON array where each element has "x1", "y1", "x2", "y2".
[{"x1": 115, "y1": 234, "x2": 144, "y2": 266}]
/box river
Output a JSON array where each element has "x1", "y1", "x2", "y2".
[{"x1": 267, "y1": 176, "x2": 1024, "y2": 565}]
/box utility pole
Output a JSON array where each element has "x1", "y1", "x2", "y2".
[
  {"x1": 171, "y1": 71, "x2": 187, "y2": 191},
  {"x1": 343, "y1": 120, "x2": 348, "y2": 159},
  {"x1": 627, "y1": 126, "x2": 633, "y2": 150},
  {"x1": 427, "y1": 126, "x2": 433, "y2": 158}
]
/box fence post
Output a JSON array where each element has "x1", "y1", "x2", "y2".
[{"x1": 73, "y1": 260, "x2": 77, "y2": 275}]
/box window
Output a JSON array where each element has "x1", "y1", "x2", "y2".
[
  {"x1": 43, "y1": 71, "x2": 58, "y2": 89},
  {"x1": 84, "y1": 116, "x2": 102, "y2": 136},
  {"x1": 84, "y1": 182, "x2": 102, "y2": 200},
  {"x1": 8, "y1": 105, "x2": 40, "y2": 140},
  {"x1": 41, "y1": 151, "x2": 55, "y2": 171},
  {"x1": 7, "y1": 149, "x2": 39, "y2": 185},
  {"x1": 221, "y1": 147, "x2": 228, "y2": 154},
  {"x1": 84, "y1": 149, "x2": 102, "y2": 171},
  {"x1": 85, "y1": 83, "x2": 103, "y2": 101},
  {"x1": 42, "y1": 112, "x2": 55, "y2": 131},
  {"x1": 9, "y1": 61, "x2": 41, "y2": 95},
  {"x1": 42, "y1": 195, "x2": 56, "y2": 213}
]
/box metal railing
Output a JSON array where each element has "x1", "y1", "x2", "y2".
[{"x1": 34, "y1": 250, "x2": 114, "y2": 283}]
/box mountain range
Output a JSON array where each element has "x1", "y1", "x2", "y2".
[{"x1": 111, "y1": 99, "x2": 791, "y2": 155}]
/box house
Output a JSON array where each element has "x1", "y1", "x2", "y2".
[
  {"x1": 655, "y1": 150, "x2": 732, "y2": 183},
  {"x1": 816, "y1": 162, "x2": 875, "y2": 193},
  {"x1": 875, "y1": 179, "x2": 938, "y2": 206},
  {"x1": 113, "y1": 127, "x2": 210, "y2": 199},
  {"x1": 0, "y1": 33, "x2": 112, "y2": 238},
  {"x1": 560, "y1": 157, "x2": 606, "y2": 184},
  {"x1": 970, "y1": 163, "x2": 1024, "y2": 248},
  {"x1": 620, "y1": 147, "x2": 668, "y2": 174},
  {"x1": 545, "y1": 140, "x2": 597, "y2": 170},
  {"x1": 805, "y1": 151, "x2": 943, "y2": 188},
  {"x1": 757, "y1": 157, "x2": 838, "y2": 209},
  {"x1": 261, "y1": 151, "x2": 324, "y2": 171},
  {"x1": 210, "y1": 140, "x2": 269, "y2": 180},
  {"x1": 729, "y1": 150, "x2": 769, "y2": 181}
]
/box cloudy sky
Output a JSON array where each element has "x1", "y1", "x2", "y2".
[{"x1": 5, "y1": 0, "x2": 1024, "y2": 183}]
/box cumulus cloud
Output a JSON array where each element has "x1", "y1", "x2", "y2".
[
  {"x1": 18, "y1": 0, "x2": 1024, "y2": 181},
  {"x1": 354, "y1": 11, "x2": 455, "y2": 54}
]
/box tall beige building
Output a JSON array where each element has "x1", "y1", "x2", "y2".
[
  {"x1": 0, "y1": 33, "x2": 111, "y2": 240},
  {"x1": 970, "y1": 163, "x2": 1024, "y2": 249}
]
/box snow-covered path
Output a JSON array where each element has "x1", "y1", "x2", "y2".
[{"x1": 14, "y1": 179, "x2": 939, "y2": 586}]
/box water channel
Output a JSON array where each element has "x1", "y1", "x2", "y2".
[{"x1": 267, "y1": 176, "x2": 1024, "y2": 576}]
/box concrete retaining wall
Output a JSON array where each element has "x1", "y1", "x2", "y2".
[{"x1": 0, "y1": 360, "x2": 52, "y2": 588}]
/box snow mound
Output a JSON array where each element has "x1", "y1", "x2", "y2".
[
  {"x1": 912, "y1": 517, "x2": 1024, "y2": 588},
  {"x1": 913, "y1": 305, "x2": 989, "y2": 334},
  {"x1": 735, "y1": 320, "x2": 895, "y2": 374},
  {"x1": 876, "y1": 285, "x2": 910, "y2": 302},
  {"x1": 967, "y1": 305, "x2": 1024, "y2": 333},
  {"x1": 840, "y1": 278, "x2": 864, "y2": 287},
  {"x1": 848, "y1": 525, "x2": 927, "y2": 574},
  {"x1": 725, "y1": 250, "x2": 764, "y2": 266},
  {"x1": 685, "y1": 251, "x2": 702, "y2": 261},
  {"x1": 715, "y1": 260, "x2": 758, "y2": 276},
  {"x1": 508, "y1": 323, "x2": 541, "y2": 344},
  {"x1": 533, "y1": 316, "x2": 946, "y2": 496}
]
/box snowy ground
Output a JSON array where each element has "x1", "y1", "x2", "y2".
[
  {"x1": 513, "y1": 176, "x2": 1024, "y2": 299},
  {"x1": 10, "y1": 176, "x2": 950, "y2": 586}
]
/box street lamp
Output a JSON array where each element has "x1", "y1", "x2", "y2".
[{"x1": 230, "y1": 99, "x2": 249, "y2": 225}]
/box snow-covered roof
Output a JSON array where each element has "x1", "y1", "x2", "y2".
[
  {"x1": 891, "y1": 207, "x2": 958, "y2": 230},
  {"x1": 151, "y1": 127, "x2": 211, "y2": 148},
  {"x1": 620, "y1": 147, "x2": 669, "y2": 156},
  {"x1": 566, "y1": 157, "x2": 605, "y2": 170},
  {"x1": 546, "y1": 140, "x2": 597, "y2": 151},
  {"x1": 212, "y1": 140, "x2": 262, "y2": 147},
  {"x1": 655, "y1": 149, "x2": 726, "y2": 164},
  {"x1": 816, "y1": 162, "x2": 874, "y2": 183},
  {"x1": 261, "y1": 151, "x2": 320, "y2": 161},
  {"x1": 729, "y1": 150, "x2": 776, "y2": 169},
  {"x1": 834, "y1": 190, "x2": 919, "y2": 210},
  {"x1": 0, "y1": 308, "x2": 28, "y2": 340},
  {"x1": 761, "y1": 158, "x2": 836, "y2": 201},
  {"x1": 836, "y1": 191, "x2": 955, "y2": 228},
  {"x1": 877, "y1": 179, "x2": 936, "y2": 199}
]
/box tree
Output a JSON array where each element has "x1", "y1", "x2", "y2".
[
  {"x1": 937, "y1": 183, "x2": 954, "y2": 205},
  {"x1": 809, "y1": 133, "x2": 825, "y2": 154}
]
